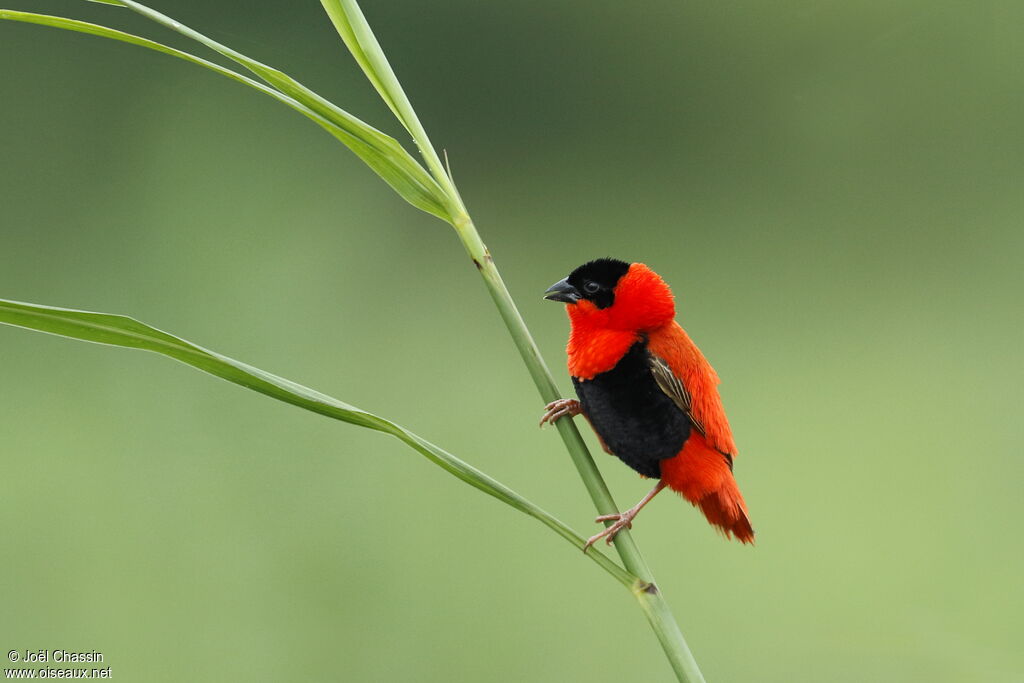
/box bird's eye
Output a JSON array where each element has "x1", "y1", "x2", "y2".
[{"x1": 583, "y1": 281, "x2": 601, "y2": 294}]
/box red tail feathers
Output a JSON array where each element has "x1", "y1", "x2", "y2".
[{"x1": 660, "y1": 433, "x2": 754, "y2": 544}]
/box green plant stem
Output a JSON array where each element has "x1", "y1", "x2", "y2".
[
  {"x1": 320, "y1": 2, "x2": 704, "y2": 677},
  {"x1": 451, "y1": 215, "x2": 706, "y2": 682}
]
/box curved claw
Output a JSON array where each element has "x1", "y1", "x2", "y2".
[
  {"x1": 581, "y1": 481, "x2": 668, "y2": 553},
  {"x1": 594, "y1": 513, "x2": 633, "y2": 528},
  {"x1": 539, "y1": 398, "x2": 581, "y2": 427},
  {"x1": 582, "y1": 511, "x2": 636, "y2": 552}
]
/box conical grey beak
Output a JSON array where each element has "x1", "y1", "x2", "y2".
[{"x1": 544, "y1": 278, "x2": 581, "y2": 303}]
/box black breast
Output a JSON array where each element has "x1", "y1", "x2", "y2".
[{"x1": 572, "y1": 340, "x2": 691, "y2": 478}]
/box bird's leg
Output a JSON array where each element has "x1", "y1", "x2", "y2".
[
  {"x1": 584, "y1": 480, "x2": 668, "y2": 552},
  {"x1": 539, "y1": 400, "x2": 615, "y2": 454},
  {"x1": 539, "y1": 398, "x2": 581, "y2": 427}
]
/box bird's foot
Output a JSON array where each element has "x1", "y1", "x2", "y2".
[
  {"x1": 583, "y1": 509, "x2": 638, "y2": 552},
  {"x1": 582, "y1": 481, "x2": 667, "y2": 552},
  {"x1": 539, "y1": 398, "x2": 581, "y2": 427}
]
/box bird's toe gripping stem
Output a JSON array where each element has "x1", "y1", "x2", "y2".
[
  {"x1": 538, "y1": 398, "x2": 581, "y2": 427},
  {"x1": 583, "y1": 510, "x2": 636, "y2": 552}
]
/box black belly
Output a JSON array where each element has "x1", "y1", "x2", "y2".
[{"x1": 572, "y1": 341, "x2": 691, "y2": 478}]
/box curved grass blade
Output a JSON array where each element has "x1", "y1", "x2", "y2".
[
  {"x1": 0, "y1": 9, "x2": 448, "y2": 220},
  {"x1": 319, "y1": 0, "x2": 461, "y2": 207},
  {"x1": 318, "y1": 0, "x2": 409, "y2": 134},
  {"x1": 93, "y1": 0, "x2": 453, "y2": 219},
  {"x1": 0, "y1": 298, "x2": 636, "y2": 587}
]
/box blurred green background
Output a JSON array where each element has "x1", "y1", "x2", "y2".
[{"x1": 2, "y1": 1, "x2": 1021, "y2": 681}]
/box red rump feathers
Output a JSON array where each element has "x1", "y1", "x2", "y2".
[{"x1": 660, "y1": 433, "x2": 753, "y2": 543}]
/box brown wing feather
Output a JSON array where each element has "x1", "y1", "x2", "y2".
[
  {"x1": 648, "y1": 351, "x2": 733, "y2": 468},
  {"x1": 648, "y1": 352, "x2": 704, "y2": 435},
  {"x1": 646, "y1": 322, "x2": 739, "y2": 459}
]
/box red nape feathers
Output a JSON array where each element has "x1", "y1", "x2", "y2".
[
  {"x1": 565, "y1": 264, "x2": 678, "y2": 380},
  {"x1": 542, "y1": 258, "x2": 754, "y2": 549},
  {"x1": 571, "y1": 263, "x2": 676, "y2": 333}
]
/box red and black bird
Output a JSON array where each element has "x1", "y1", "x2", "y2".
[{"x1": 540, "y1": 258, "x2": 753, "y2": 549}]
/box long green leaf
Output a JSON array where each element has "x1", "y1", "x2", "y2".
[
  {"x1": 319, "y1": 0, "x2": 460, "y2": 207},
  {"x1": 318, "y1": 0, "x2": 408, "y2": 133},
  {"x1": 0, "y1": 8, "x2": 449, "y2": 220},
  {"x1": 106, "y1": 0, "x2": 452, "y2": 220},
  {"x1": 0, "y1": 298, "x2": 636, "y2": 587}
]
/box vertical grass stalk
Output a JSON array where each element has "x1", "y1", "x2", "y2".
[
  {"x1": 454, "y1": 217, "x2": 706, "y2": 683},
  {"x1": 319, "y1": 4, "x2": 707, "y2": 678}
]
